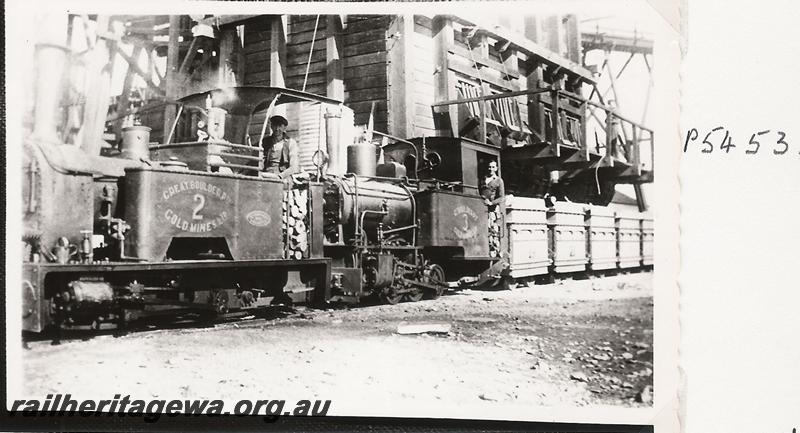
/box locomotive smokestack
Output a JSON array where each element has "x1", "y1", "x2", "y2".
[
  {"x1": 324, "y1": 108, "x2": 342, "y2": 175},
  {"x1": 32, "y1": 14, "x2": 69, "y2": 142}
]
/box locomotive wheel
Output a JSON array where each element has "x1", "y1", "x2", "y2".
[
  {"x1": 403, "y1": 289, "x2": 424, "y2": 303},
  {"x1": 379, "y1": 287, "x2": 403, "y2": 305},
  {"x1": 423, "y1": 264, "x2": 446, "y2": 300}
]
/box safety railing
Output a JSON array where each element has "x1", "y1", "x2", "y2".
[
  {"x1": 432, "y1": 86, "x2": 654, "y2": 175},
  {"x1": 149, "y1": 139, "x2": 264, "y2": 175}
]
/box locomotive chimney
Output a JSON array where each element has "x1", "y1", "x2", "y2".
[
  {"x1": 32, "y1": 14, "x2": 69, "y2": 142},
  {"x1": 324, "y1": 108, "x2": 342, "y2": 175}
]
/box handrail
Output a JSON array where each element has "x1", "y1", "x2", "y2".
[
  {"x1": 432, "y1": 88, "x2": 551, "y2": 108},
  {"x1": 430, "y1": 86, "x2": 653, "y2": 170},
  {"x1": 149, "y1": 140, "x2": 262, "y2": 152}
]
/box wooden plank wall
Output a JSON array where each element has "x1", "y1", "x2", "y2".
[
  {"x1": 242, "y1": 16, "x2": 272, "y2": 141},
  {"x1": 342, "y1": 15, "x2": 391, "y2": 132},
  {"x1": 243, "y1": 17, "x2": 272, "y2": 86},
  {"x1": 410, "y1": 17, "x2": 437, "y2": 138},
  {"x1": 242, "y1": 15, "x2": 391, "y2": 133},
  {"x1": 239, "y1": 14, "x2": 577, "y2": 141},
  {"x1": 285, "y1": 15, "x2": 328, "y2": 95}
]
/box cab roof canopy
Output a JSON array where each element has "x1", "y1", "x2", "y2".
[{"x1": 178, "y1": 86, "x2": 343, "y2": 116}]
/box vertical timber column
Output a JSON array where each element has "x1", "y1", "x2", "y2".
[
  {"x1": 477, "y1": 33, "x2": 490, "y2": 144},
  {"x1": 386, "y1": 15, "x2": 415, "y2": 138},
  {"x1": 115, "y1": 46, "x2": 143, "y2": 140},
  {"x1": 270, "y1": 15, "x2": 287, "y2": 88},
  {"x1": 433, "y1": 17, "x2": 459, "y2": 137},
  {"x1": 550, "y1": 86, "x2": 561, "y2": 157},
  {"x1": 325, "y1": 15, "x2": 344, "y2": 174},
  {"x1": 217, "y1": 27, "x2": 238, "y2": 87},
  {"x1": 564, "y1": 14, "x2": 581, "y2": 63},
  {"x1": 33, "y1": 14, "x2": 69, "y2": 142},
  {"x1": 326, "y1": 15, "x2": 344, "y2": 100},
  {"x1": 81, "y1": 16, "x2": 115, "y2": 155},
  {"x1": 605, "y1": 110, "x2": 615, "y2": 165},
  {"x1": 526, "y1": 60, "x2": 545, "y2": 142},
  {"x1": 575, "y1": 78, "x2": 590, "y2": 159},
  {"x1": 543, "y1": 15, "x2": 564, "y2": 57},
  {"x1": 163, "y1": 15, "x2": 182, "y2": 142},
  {"x1": 235, "y1": 25, "x2": 246, "y2": 83},
  {"x1": 523, "y1": 15, "x2": 540, "y2": 43}
]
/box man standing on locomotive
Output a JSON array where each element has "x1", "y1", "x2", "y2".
[
  {"x1": 481, "y1": 160, "x2": 505, "y2": 207},
  {"x1": 261, "y1": 115, "x2": 300, "y2": 179},
  {"x1": 481, "y1": 160, "x2": 505, "y2": 258}
]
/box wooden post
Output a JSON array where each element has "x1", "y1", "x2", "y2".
[
  {"x1": 523, "y1": 15, "x2": 540, "y2": 43},
  {"x1": 326, "y1": 15, "x2": 344, "y2": 100},
  {"x1": 499, "y1": 45, "x2": 519, "y2": 79},
  {"x1": 543, "y1": 15, "x2": 563, "y2": 56},
  {"x1": 80, "y1": 15, "x2": 116, "y2": 156},
  {"x1": 634, "y1": 183, "x2": 647, "y2": 212},
  {"x1": 433, "y1": 16, "x2": 459, "y2": 137},
  {"x1": 526, "y1": 60, "x2": 545, "y2": 142},
  {"x1": 33, "y1": 14, "x2": 69, "y2": 142},
  {"x1": 563, "y1": 14, "x2": 581, "y2": 63},
  {"x1": 649, "y1": 130, "x2": 654, "y2": 175},
  {"x1": 115, "y1": 46, "x2": 142, "y2": 140},
  {"x1": 163, "y1": 15, "x2": 182, "y2": 143},
  {"x1": 605, "y1": 111, "x2": 615, "y2": 164},
  {"x1": 632, "y1": 125, "x2": 641, "y2": 175},
  {"x1": 386, "y1": 15, "x2": 415, "y2": 138},
  {"x1": 235, "y1": 25, "x2": 246, "y2": 83},
  {"x1": 218, "y1": 28, "x2": 237, "y2": 87},
  {"x1": 477, "y1": 33, "x2": 490, "y2": 144},
  {"x1": 270, "y1": 15, "x2": 287, "y2": 88},
  {"x1": 550, "y1": 88, "x2": 560, "y2": 157}
]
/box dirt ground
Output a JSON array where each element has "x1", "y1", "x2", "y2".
[{"x1": 18, "y1": 272, "x2": 653, "y2": 417}]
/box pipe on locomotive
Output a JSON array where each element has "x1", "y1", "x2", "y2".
[
  {"x1": 324, "y1": 108, "x2": 342, "y2": 175},
  {"x1": 397, "y1": 182, "x2": 417, "y2": 247},
  {"x1": 359, "y1": 208, "x2": 389, "y2": 247}
]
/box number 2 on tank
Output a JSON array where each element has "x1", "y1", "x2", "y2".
[{"x1": 192, "y1": 194, "x2": 206, "y2": 220}]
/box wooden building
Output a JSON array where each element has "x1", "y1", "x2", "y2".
[{"x1": 103, "y1": 13, "x2": 652, "y2": 205}]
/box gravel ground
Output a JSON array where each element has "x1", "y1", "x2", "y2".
[{"x1": 19, "y1": 272, "x2": 653, "y2": 417}]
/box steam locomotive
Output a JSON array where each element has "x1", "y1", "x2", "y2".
[{"x1": 21, "y1": 85, "x2": 652, "y2": 336}]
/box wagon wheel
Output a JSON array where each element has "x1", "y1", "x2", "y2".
[
  {"x1": 379, "y1": 286, "x2": 404, "y2": 305},
  {"x1": 423, "y1": 264, "x2": 446, "y2": 299},
  {"x1": 501, "y1": 276, "x2": 517, "y2": 290},
  {"x1": 211, "y1": 290, "x2": 230, "y2": 316}
]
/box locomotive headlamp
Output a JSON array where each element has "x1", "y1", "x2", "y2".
[{"x1": 312, "y1": 149, "x2": 328, "y2": 168}]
